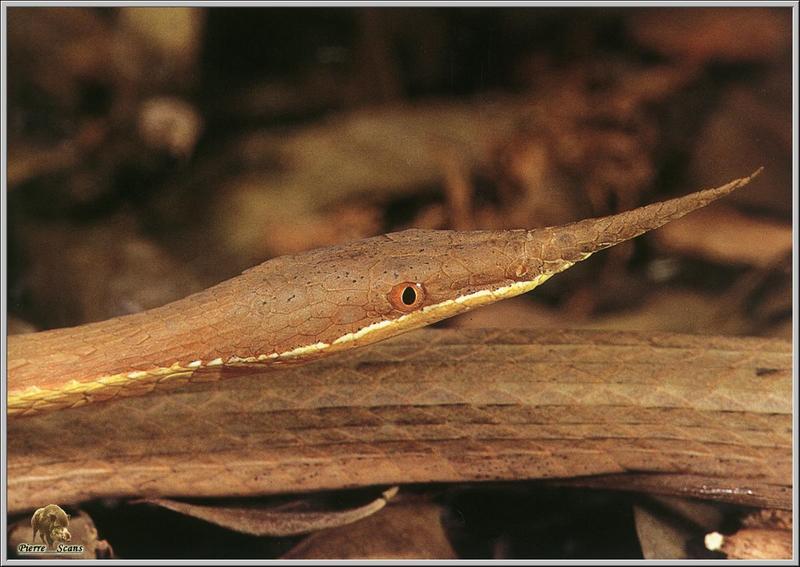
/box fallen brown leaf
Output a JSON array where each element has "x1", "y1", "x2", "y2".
[
  {"x1": 283, "y1": 500, "x2": 456, "y2": 559},
  {"x1": 135, "y1": 487, "x2": 398, "y2": 537}
]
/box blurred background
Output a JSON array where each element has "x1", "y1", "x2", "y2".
[{"x1": 5, "y1": 5, "x2": 794, "y2": 559}]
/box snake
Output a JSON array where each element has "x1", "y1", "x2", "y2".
[
  {"x1": 8, "y1": 327, "x2": 791, "y2": 513},
  {"x1": 8, "y1": 169, "x2": 762, "y2": 417}
]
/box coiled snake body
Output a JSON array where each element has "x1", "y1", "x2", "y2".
[{"x1": 8, "y1": 171, "x2": 762, "y2": 417}]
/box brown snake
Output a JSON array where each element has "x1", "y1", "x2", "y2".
[
  {"x1": 8, "y1": 169, "x2": 763, "y2": 417},
  {"x1": 7, "y1": 328, "x2": 791, "y2": 513},
  {"x1": 8, "y1": 168, "x2": 791, "y2": 515}
]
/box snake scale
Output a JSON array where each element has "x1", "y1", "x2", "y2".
[
  {"x1": 8, "y1": 169, "x2": 763, "y2": 417},
  {"x1": 8, "y1": 168, "x2": 790, "y2": 515}
]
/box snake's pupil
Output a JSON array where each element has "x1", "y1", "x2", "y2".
[{"x1": 401, "y1": 286, "x2": 417, "y2": 305}]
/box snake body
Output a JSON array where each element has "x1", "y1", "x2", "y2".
[
  {"x1": 8, "y1": 328, "x2": 791, "y2": 513},
  {"x1": 8, "y1": 170, "x2": 761, "y2": 416}
]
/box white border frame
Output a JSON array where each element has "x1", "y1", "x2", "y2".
[{"x1": 1, "y1": 1, "x2": 797, "y2": 564}]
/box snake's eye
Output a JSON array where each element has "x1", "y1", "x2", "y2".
[{"x1": 388, "y1": 282, "x2": 426, "y2": 312}]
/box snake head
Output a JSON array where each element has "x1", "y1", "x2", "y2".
[{"x1": 253, "y1": 228, "x2": 573, "y2": 355}]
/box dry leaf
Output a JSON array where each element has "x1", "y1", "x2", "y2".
[
  {"x1": 283, "y1": 500, "x2": 456, "y2": 559},
  {"x1": 633, "y1": 495, "x2": 725, "y2": 559},
  {"x1": 135, "y1": 487, "x2": 398, "y2": 537},
  {"x1": 653, "y1": 204, "x2": 791, "y2": 268}
]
